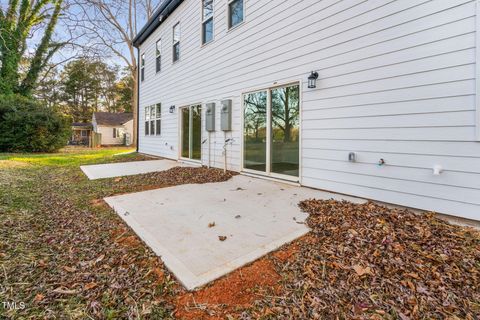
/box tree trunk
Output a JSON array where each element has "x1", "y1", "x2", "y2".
[{"x1": 131, "y1": 66, "x2": 138, "y2": 147}]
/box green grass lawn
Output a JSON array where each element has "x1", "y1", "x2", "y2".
[
  {"x1": 0, "y1": 148, "x2": 179, "y2": 319},
  {"x1": 0, "y1": 147, "x2": 136, "y2": 167}
]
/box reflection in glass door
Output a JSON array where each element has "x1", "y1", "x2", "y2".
[
  {"x1": 271, "y1": 85, "x2": 300, "y2": 177},
  {"x1": 244, "y1": 91, "x2": 267, "y2": 172},
  {"x1": 181, "y1": 105, "x2": 202, "y2": 160},
  {"x1": 243, "y1": 84, "x2": 300, "y2": 179}
]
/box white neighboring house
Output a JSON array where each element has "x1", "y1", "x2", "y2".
[
  {"x1": 92, "y1": 112, "x2": 134, "y2": 146},
  {"x1": 134, "y1": 0, "x2": 480, "y2": 221}
]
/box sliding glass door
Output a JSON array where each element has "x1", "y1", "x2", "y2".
[
  {"x1": 243, "y1": 84, "x2": 300, "y2": 179},
  {"x1": 181, "y1": 105, "x2": 202, "y2": 161}
]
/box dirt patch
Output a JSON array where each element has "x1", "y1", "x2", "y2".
[
  {"x1": 255, "y1": 200, "x2": 480, "y2": 319},
  {"x1": 174, "y1": 258, "x2": 280, "y2": 319}
]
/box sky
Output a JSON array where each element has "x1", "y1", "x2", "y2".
[{"x1": 0, "y1": 0, "x2": 161, "y2": 72}]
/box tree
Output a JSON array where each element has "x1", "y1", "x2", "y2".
[
  {"x1": 0, "y1": 94, "x2": 71, "y2": 152},
  {"x1": 60, "y1": 57, "x2": 117, "y2": 122},
  {"x1": 0, "y1": 0, "x2": 65, "y2": 96},
  {"x1": 113, "y1": 72, "x2": 133, "y2": 113},
  {"x1": 68, "y1": 0, "x2": 161, "y2": 145}
]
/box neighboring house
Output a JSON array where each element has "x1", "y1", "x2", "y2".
[
  {"x1": 70, "y1": 122, "x2": 92, "y2": 146},
  {"x1": 133, "y1": 0, "x2": 480, "y2": 221},
  {"x1": 92, "y1": 112, "x2": 134, "y2": 146}
]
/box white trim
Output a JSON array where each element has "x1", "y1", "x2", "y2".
[{"x1": 476, "y1": 0, "x2": 480, "y2": 141}]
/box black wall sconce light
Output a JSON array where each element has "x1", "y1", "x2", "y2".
[
  {"x1": 169, "y1": 105, "x2": 176, "y2": 113},
  {"x1": 308, "y1": 71, "x2": 319, "y2": 89}
]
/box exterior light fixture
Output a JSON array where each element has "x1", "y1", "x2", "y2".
[
  {"x1": 169, "y1": 105, "x2": 176, "y2": 113},
  {"x1": 308, "y1": 71, "x2": 319, "y2": 89}
]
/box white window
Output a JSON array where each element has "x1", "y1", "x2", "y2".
[
  {"x1": 81, "y1": 130, "x2": 88, "y2": 137},
  {"x1": 228, "y1": 0, "x2": 243, "y2": 29},
  {"x1": 145, "y1": 105, "x2": 162, "y2": 136},
  {"x1": 156, "y1": 39, "x2": 162, "y2": 73},
  {"x1": 141, "y1": 53, "x2": 145, "y2": 81},
  {"x1": 202, "y1": 0, "x2": 214, "y2": 44},
  {"x1": 113, "y1": 128, "x2": 118, "y2": 138},
  {"x1": 173, "y1": 23, "x2": 180, "y2": 62}
]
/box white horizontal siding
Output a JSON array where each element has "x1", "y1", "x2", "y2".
[{"x1": 138, "y1": 0, "x2": 480, "y2": 220}]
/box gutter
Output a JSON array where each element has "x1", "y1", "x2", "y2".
[
  {"x1": 133, "y1": 0, "x2": 184, "y2": 47},
  {"x1": 136, "y1": 47, "x2": 140, "y2": 153}
]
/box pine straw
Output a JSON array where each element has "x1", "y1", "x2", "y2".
[{"x1": 257, "y1": 200, "x2": 480, "y2": 320}]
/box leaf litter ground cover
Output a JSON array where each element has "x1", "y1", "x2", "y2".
[
  {"x1": 251, "y1": 200, "x2": 480, "y2": 320},
  {"x1": 1, "y1": 149, "x2": 479, "y2": 319}
]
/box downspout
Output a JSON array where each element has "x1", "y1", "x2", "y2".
[{"x1": 136, "y1": 47, "x2": 140, "y2": 153}]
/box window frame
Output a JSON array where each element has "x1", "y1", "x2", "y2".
[
  {"x1": 155, "y1": 103, "x2": 162, "y2": 135},
  {"x1": 140, "y1": 53, "x2": 145, "y2": 81},
  {"x1": 144, "y1": 105, "x2": 162, "y2": 136},
  {"x1": 145, "y1": 106, "x2": 150, "y2": 135},
  {"x1": 201, "y1": 0, "x2": 214, "y2": 45},
  {"x1": 227, "y1": 0, "x2": 244, "y2": 30},
  {"x1": 156, "y1": 39, "x2": 162, "y2": 73},
  {"x1": 172, "y1": 22, "x2": 181, "y2": 63}
]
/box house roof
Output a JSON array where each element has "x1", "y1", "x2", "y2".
[
  {"x1": 133, "y1": 0, "x2": 184, "y2": 47},
  {"x1": 93, "y1": 112, "x2": 133, "y2": 126},
  {"x1": 72, "y1": 122, "x2": 92, "y2": 128}
]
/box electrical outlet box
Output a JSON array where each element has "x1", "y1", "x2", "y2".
[
  {"x1": 205, "y1": 103, "x2": 215, "y2": 132},
  {"x1": 221, "y1": 100, "x2": 232, "y2": 131}
]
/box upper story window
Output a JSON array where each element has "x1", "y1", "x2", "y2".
[
  {"x1": 228, "y1": 0, "x2": 243, "y2": 29},
  {"x1": 156, "y1": 39, "x2": 162, "y2": 73},
  {"x1": 173, "y1": 23, "x2": 180, "y2": 62},
  {"x1": 202, "y1": 0, "x2": 214, "y2": 44},
  {"x1": 140, "y1": 53, "x2": 145, "y2": 81}
]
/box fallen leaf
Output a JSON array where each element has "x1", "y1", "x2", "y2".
[
  {"x1": 218, "y1": 236, "x2": 227, "y2": 241},
  {"x1": 52, "y1": 287, "x2": 79, "y2": 295},
  {"x1": 34, "y1": 294, "x2": 44, "y2": 302},
  {"x1": 208, "y1": 222, "x2": 216, "y2": 228},
  {"x1": 353, "y1": 265, "x2": 372, "y2": 276},
  {"x1": 63, "y1": 266, "x2": 76, "y2": 273},
  {"x1": 84, "y1": 282, "x2": 97, "y2": 290}
]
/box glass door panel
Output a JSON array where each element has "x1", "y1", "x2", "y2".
[
  {"x1": 181, "y1": 107, "x2": 190, "y2": 158},
  {"x1": 181, "y1": 105, "x2": 202, "y2": 160},
  {"x1": 191, "y1": 105, "x2": 202, "y2": 160},
  {"x1": 244, "y1": 91, "x2": 267, "y2": 172},
  {"x1": 271, "y1": 85, "x2": 300, "y2": 177}
]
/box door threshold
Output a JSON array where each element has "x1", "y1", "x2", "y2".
[
  {"x1": 178, "y1": 159, "x2": 202, "y2": 167},
  {"x1": 240, "y1": 171, "x2": 300, "y2": 186}
]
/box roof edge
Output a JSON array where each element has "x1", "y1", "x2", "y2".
[{"x1": 133, "y1": 0, "x2": 184, "y2": 48}]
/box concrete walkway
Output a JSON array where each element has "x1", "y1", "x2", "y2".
[
  {"x1": 81, "y1": 159, "x2": 195, "y2": 180},
  {"x1": 104, "y1": 175, "x2": 365, "y2": 290}
]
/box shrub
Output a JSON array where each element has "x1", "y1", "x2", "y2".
[{"x1": 0, "y1": 94, "x2": 71, "y2": 152}]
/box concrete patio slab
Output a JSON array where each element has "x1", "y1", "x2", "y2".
[
  {"x1": 81, "y1": 159, "x2": 195, "y2": 180},
  {"x1": 104, "y1": 175, "x2": 365, "y2": 290}
]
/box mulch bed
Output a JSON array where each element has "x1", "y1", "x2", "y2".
[{"x1": 254, "y1": 200, "x2": 480, "y2": 319}]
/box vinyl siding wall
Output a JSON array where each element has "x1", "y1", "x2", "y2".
[{"x1": 138, "y1": 0, "x2": 480, "y2": 220}]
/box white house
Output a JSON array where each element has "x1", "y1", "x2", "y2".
[
  {"x1": 134, "y1": 0, "x2": 480, "y2": 221},
  {"x1": 92, "y1": 112, "x2": 134, "y2": 146}
]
